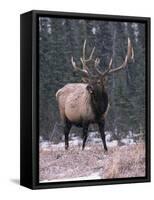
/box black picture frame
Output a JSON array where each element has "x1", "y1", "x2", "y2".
[{"x1": 20, "y1": 10, "x2": 151, "y2": 189}]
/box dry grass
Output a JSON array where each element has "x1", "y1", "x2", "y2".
[
  {"x1": 39, "y1": 143, "x2": 145, "y2": 182},
  {"x1": 102, "y1": 143, "x2": 145, "y2": 179}
]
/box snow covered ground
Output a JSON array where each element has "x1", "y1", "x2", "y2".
[
  {"x1": 39, "y1": 131, "x2": 135, "y2": 152},
  {"x1": 39, "y1": 133, "x2": 145, "y2": 183}
]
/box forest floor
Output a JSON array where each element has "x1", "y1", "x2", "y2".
[{"x1": 39, "y1": 142, "x2": 145, "y2": 182}]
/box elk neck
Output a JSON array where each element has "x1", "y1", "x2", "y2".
[{"x1": 90, "y1": 88, "x2": 108, "y2": 121}]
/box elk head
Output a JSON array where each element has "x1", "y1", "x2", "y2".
[{"x1": 71, "y1": 38, "x2": 134, "y2": 94}]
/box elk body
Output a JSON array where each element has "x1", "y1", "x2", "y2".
[{"x1": 56, "y1": 38, "x2": 134, "y2": 151}]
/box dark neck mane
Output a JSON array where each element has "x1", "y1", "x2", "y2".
[{"x1": 90, "y1": 91, "x2": 108, "y2": 121}]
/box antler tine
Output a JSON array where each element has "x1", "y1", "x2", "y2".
[
  {"x1": 71, "y1": 56, "x2": 89, "y2": 77},
  {"x1": 83, "y1": 39, "x2": 86, "y2": 61},
  {"x1": 94, "y1": 58, "x2": 100, "y2": 71},
  {"x1": 94, "y1": 57, "x2": 113, "y2": 77},
  {"x1": 125, "y1": 37, "x2": 134, "y2": 62},
  {"x1": 82, "y1": 39, "x2": 95, "y2": 62},
  {"x1": 71, "y1": 40, "x2": 96, "y2": 81},
  {"x1": 108, "y1": 57, "x2": 113, "y2": 70},
  {"x1": 87, "y1": 46, "x2": 95, "y2": 61},
  {"x1": 94, "y1": 58, "x2": 100, "y2": 67},
  {"x1": 102, "y1": 37, "x2": 133, "y2": 75},
  {"x1": 94, "y1": 58, "x2": 105, "y2": 76},
  {"x1": 131, "y1": 46, "x2": 135, "y2": 62},
  {"x1": 71, "y1": 56, "x2": 77, "y2": 70},
  {"x1": 128, "y1": 37, "x2": 134, "y2": 63},
  {"x1": 100, "y1": 58, "x2": 112, "y2": 76},
  {"x1": 78, "y1": 39, "x2": 96, "y2": 77},
  {"x1": 80, "y1": 57, "x2": 88, "y2": 70},
  {"x1": 127, "y1": 37, "x2": 132, "y2": 59}
]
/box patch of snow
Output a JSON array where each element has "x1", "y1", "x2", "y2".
[
  {"x1": 69, "y1": 140, "x2": 81, "y2": 146},
  {"x1": 107, "y1": 140, "x2": 118, "y2": 147},
  {"x1": 121, "y1": 138, "x2": 135, "y2": 145},
  {"x1": 40, "y1": 141, "x2": 51, "y2": 149},
  {"x1": 84, "y1": 147, "x2": 91, "y2": 150},
  {"x1": 106, "y1": 133, "x2": 112, "y2": 142},
  {"x1": 71, "y1": 136, "x2": 81, "y2": 141},
  {"x1": 89, "y1": 131, "x2": 98, "y2": 138},
  {"x1": 128, "y1": 130, "x2": 133, "y2": 138},
  {"x1": 51, "y1": 142, "x2": 65, "y2": 149},
  {"x1": 40, "y1": 132, "x2": 136, "y2": 151},
  {"x1": 92, "y1": 138, "x2": 101, "y2": 144}
]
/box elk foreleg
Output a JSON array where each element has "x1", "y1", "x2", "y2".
[{"x1": 98, "y1": 120, "x2": 108, "y2": 151}]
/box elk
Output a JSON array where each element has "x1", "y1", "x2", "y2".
[{"x1": 56, "y1": 38, "x2": 134, "y2": 151}]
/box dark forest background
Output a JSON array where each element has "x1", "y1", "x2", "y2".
[{"x1": 39, "y1": 17, "x2": 145, "y2": 142}]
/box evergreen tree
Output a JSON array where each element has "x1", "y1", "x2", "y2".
[{"x1": 39, "y1": 17, "x2": 146, "y2": 142}]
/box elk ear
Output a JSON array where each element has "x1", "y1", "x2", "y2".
[{"x1": 86, "y1": 85, "x2": 94, "y2": 94}]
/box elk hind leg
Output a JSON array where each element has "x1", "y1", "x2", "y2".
[
  {"x1": 64, "y1": 119, "x2": 72, "y2": 150},
  {"x1": 82, "y1": 124, "x2": 89, "y2": 150}
]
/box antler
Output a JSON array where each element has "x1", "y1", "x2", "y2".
[
  {"x1": 95, "y1": 38, "x2": 134, "y2": 77},
  {"x1": 71, "y1": 56, "x2": 89, "y2": 77},
  {"x1": 71, "y1": 38, "x2": 134, "y2": 80},
  {"x1": 82, "y1": 40, "x2": 95, "y2": 63},
  {"x1": 71, "y1": 39, "x2": 95, "y2": 78}
]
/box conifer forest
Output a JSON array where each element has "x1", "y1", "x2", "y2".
[{"x1": 39, "y1": 17, "x2": 145, "y2": 142}]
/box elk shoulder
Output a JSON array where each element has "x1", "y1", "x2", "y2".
[{"x1": 56, "y1": 83, "x2": 95, "y2": 123}]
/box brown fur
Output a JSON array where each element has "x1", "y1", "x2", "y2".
[
  {"x1": 56, "y1": 83, "x2": 95, "y2": 123},
  {"x1": 56, "y1": 83, "x2": 109, "y2": 151},
  {"x1": 56, "y1": 83, "x2": 109, "y2": 124}
]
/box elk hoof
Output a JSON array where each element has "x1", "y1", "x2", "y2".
[
  {"x1": 104, "y1": 147, "x2": 108, "y2": 151},
  {"x1": 82, "y1": 146, "x2": 85, "y2": 151},
  {"x1": 65, "y1": 145, "x2": 68, "y2": 150}
]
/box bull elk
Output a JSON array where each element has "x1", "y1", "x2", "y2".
[{"x1": 56, "y1": 38, "x2": 134, "y2": 151}]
